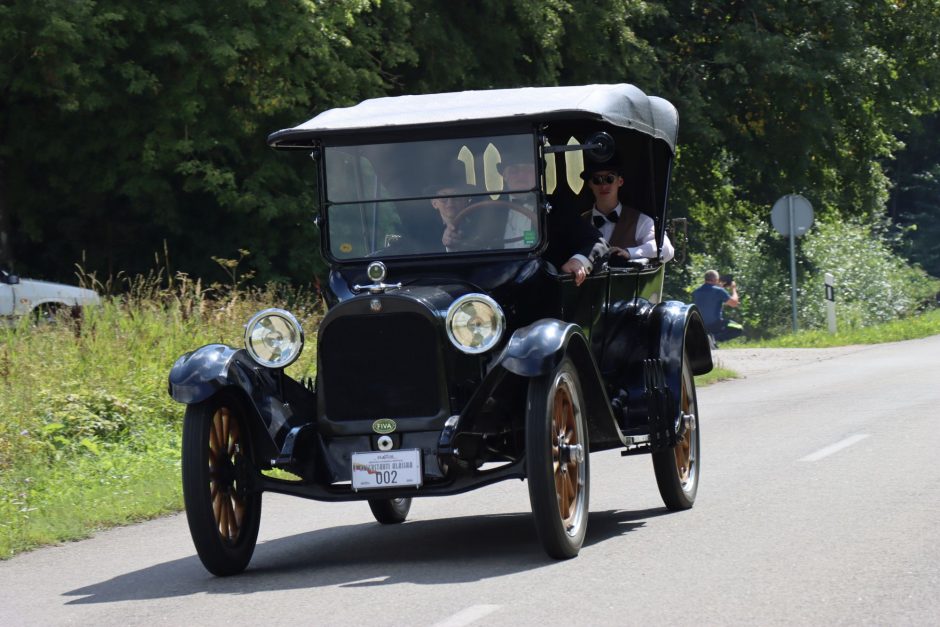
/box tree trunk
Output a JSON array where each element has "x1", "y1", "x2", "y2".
[{"x1": 0, "y1": 158, "x2": 11, "y2": 269}]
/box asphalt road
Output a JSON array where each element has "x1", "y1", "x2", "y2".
[{"x1": 2, "y1": 335, "x2": 939, "y2": 626}]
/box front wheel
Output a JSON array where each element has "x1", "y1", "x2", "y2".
[
  {"x1": 368, "y1": 497, "x2": 412, "y2": 524},
  {"x1": 652, "y1": 351, "x2": 700, "y2": 510},
  {"x1": 526, "y1": 357, "x2": 590, "y2": 559},
  {"x1": 182, "y1": 390, "x2": 262, "y2": 576}
]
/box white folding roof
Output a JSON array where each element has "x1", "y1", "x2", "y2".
[{"x1": 268, "y1": 83, "x2": 678, "y2": 152}]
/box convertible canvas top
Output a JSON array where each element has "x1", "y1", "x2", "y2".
[{"x1": 268, "y1": 83, "x2": 679, "y2": 152}]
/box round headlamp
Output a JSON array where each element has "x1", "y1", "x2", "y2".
[
  {"x1": 446, "y1": 294, "x2": 505, "y2": 354},
  {"x1": 244, "y1": 308, "x2": 304, "y2": 368}
]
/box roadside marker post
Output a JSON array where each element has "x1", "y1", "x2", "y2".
[{"x1": 824, "y1": 272, "x2": 836, "y2": 334}]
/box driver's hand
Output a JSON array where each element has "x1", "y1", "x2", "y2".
[
  {"x1": 561, "y1": 258, "x2": 588, "y2": 286},
  {"x1": 442, "y1": 223, "x2": 462, "y2": 248}
]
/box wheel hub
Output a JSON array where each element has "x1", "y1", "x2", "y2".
[{"x1": 559, "y1": 442, "x2": 584, "y2": 465}]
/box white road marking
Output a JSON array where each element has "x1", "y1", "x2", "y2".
[
  {"x1": 430, "y1": 604, "x2": 501, "y2": 627},
  {"x1": 340, "y1": 576, "x2": 389, "y2": 586},
  {"x1": 799, "y1": 434, "x2": 870, "y2": 462}
]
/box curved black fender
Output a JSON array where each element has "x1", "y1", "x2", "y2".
[
  {"x1": 496, "y1": 318, "x2": 622, "y2": 450},
  {"x1": 652, "y1": 300, "x2": 712, "y2": 381},
  {"x1": 649, "y1": 300, "x2": 712, "y2": 447},
  {"x1": 168, "y1": 344, "x2": 257, "y2": 404},
  {"x1": 168, "y1": 344, "x2": 311, "y2": 464}
]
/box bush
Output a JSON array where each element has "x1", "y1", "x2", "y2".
[
  {"x1": 799, "y1": 219, "x2": 938, "y2": 329},
  {"x1": 686, "y1": 217, "x2": 938, "y2": 337}
]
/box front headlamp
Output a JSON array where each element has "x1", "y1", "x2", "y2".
[
  {"x1": 446, "y1": 294, "x2": 505, "y2": 354},
  {"x1": 244, "y1": 308, "x2": 305, "y2": 368}
]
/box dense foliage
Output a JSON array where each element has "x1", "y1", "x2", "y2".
[
  {"x1": 687, "y1": 218, "x2": 939, "y2": 336},
  {"x1": 1, "y1": 0, "x2": 939, "y2": 296}
]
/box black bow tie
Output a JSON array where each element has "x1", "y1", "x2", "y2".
[{"x1": 592, "y1": 211, "x2": 619, "y2": 228}]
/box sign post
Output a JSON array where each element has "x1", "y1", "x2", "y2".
[{"x1": 771, "y1": 194, "x2": 814, "y2": 333}]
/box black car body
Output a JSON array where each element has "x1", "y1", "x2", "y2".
[{"x1": 169, "y1": 83, "x2": 713, "y2": 575}]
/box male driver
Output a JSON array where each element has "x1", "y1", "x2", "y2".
[{"x1": 692, "y1": 269, "x2": 742, "y2": 344}]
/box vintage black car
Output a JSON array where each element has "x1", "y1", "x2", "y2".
[{"x1": 168, "y1": 83, "x2": 713, "y2": 576}]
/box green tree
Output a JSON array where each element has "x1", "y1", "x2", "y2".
[
  {"x1": 888, "y1": 112, "x2": 940, "y2": 278},
  {"x1": 0, "y1": 0, "x2": 415, "y2": 284},
  {"x1": 638, "y1": 0, "x2": 940, "y2": 260}
]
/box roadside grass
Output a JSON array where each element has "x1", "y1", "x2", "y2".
[
  {"x1": 694, "y1": 308, "x2": 940, "y2": 387},
  {"x1": 695, "y1": 366, "x2": 737, "y2": 386},
  {"x1": 0, "y1": 276, "x2": 320, "y2": 558},
  {"x1": 723, "y1": 307, "x2": 940, "y2": 349}
]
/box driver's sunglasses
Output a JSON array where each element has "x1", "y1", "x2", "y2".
[{"x1": 590, "y1": 174, "x2": 618, "y2": 185}]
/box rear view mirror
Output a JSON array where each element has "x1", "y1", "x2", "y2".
[
  {"x1": 543, "y1": 131, "x2": 615, "y2": 162},
  {"x1": 583, "y1": 132, "x2": 615, "y2": 162}
]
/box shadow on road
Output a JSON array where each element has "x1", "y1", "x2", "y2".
[{"x1": 63, "y1": 506, "x2": 670, "y2": 604}]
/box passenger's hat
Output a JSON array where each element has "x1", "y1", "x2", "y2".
[{"x1": 580, "y1": 154, "x2": 622, "y2": 180}]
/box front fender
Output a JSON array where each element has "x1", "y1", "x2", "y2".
[
  {"x1": 167, "y1": 344, "x2": 257, "y2": 404},
  {"x1": 496, "y1": 318, "x2": 583, "y2": 377},
  {"x1": 491, "y1": 319, "x2": 621, "y2": 450},
  {"x1": 168, "y1": 344, "x2": 316, "y2": 462}
]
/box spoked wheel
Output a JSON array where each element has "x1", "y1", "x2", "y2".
[
  {"x1": 652, "y1": 350, "x2": 700, "y2": 510},
  {"x1": 182, "y1": 391, "x2": 262, "y2": 576},
  {"x1": 526, "y1": 357, "x2": 590, "y2": 559},
  {"x1": 368, "y1": 497, "x2": 412, "y2": 524}
]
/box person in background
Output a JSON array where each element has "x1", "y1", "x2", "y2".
[
  {"x1": 582, "y1": 159, "x2": 674, "y2": 263},
  {"x1": 692, "y1": 269, "x2": 743, "y2": 345}
]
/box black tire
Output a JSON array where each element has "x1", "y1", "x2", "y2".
[
  {"x1": 32, "y1": 303, "x2": 61, "y2": 325},
  {"x1": 652, "y1": 351, "x2": 700, "y2": 510},
  {"x1": 368, "y1": 497, "x2": 412, "y2": 524},
  {"x1": 182, "y1": 390, "x2": 262, "y2": 576},
  {"x1": 525, "y1": 357, "x2": 590, "y2": 559}
]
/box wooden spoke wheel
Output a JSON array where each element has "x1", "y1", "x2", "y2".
[
  {"x1": 526, "y1": 357, "x2": 590, "y2": 559},
  {"x1": 182, "y1": 391, "x2": 262, "y2": 576},
  {"x1": 652, "y1": 351, "x2": 700, "y2": 510}
]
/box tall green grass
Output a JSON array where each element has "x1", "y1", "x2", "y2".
[{"x1": 0, "y1": 272, "x2": 320, "y2": 557}]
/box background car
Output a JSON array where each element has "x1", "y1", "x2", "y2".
[{"x1": 0, "y1": 269, "x2": 101, "y2": 319}]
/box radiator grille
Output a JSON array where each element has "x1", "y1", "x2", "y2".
[{"x1": 320, "y1": 312, "x2": 442, "y2": 421}]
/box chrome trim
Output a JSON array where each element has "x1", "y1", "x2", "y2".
[{"x1": 367, "y1": 261, "x2": 387, "y2": 282}]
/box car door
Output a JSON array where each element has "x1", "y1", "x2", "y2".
[{"x1": 0, "y1": 282, "x2": 13, "y2": 315}]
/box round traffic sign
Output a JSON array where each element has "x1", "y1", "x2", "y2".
[{"x1": 771, "y1": 194, "x2": 814, "y2": 237}]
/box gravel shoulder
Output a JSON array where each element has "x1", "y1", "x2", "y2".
[{"x1": 710, "y1": 344, "x2": 875, "y2": 379}]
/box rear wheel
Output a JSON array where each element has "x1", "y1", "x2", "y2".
[
  {"x1": 526, "y1": 357, "x2": 590, "y2": 559},
  {"x1": 368, "y1": 497, "x2": 412, "y2": 524},
  {"x1": 652, "y1": 351, "x2": 700, "y2": 510},
  {"x1": 182, "y1": 391, "x2": 262, "y2": 576}
]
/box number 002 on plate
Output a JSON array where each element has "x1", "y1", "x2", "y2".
[{"x1": 351, "y1": 449, "x2": 422, "y2": 490}]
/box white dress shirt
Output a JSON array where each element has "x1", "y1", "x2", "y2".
[{"x1": 591, "y1": 203, "x2": 675, "y2": 262}]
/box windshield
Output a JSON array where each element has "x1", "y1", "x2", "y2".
[{"x1": 323, "y1": 134, "x2": 541, "y2": 259}]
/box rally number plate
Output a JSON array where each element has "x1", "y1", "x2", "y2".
[{"x1": 351, "y1": 449, "x2": 422, "y2": 491}]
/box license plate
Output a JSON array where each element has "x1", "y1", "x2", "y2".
[{"x1": 351, "y1": 449, "x2": 422, "y2": 491}]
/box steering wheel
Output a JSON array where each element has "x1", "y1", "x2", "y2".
[{"x1": 450, "y1": 200, "x2": 538, "y2": 245}]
